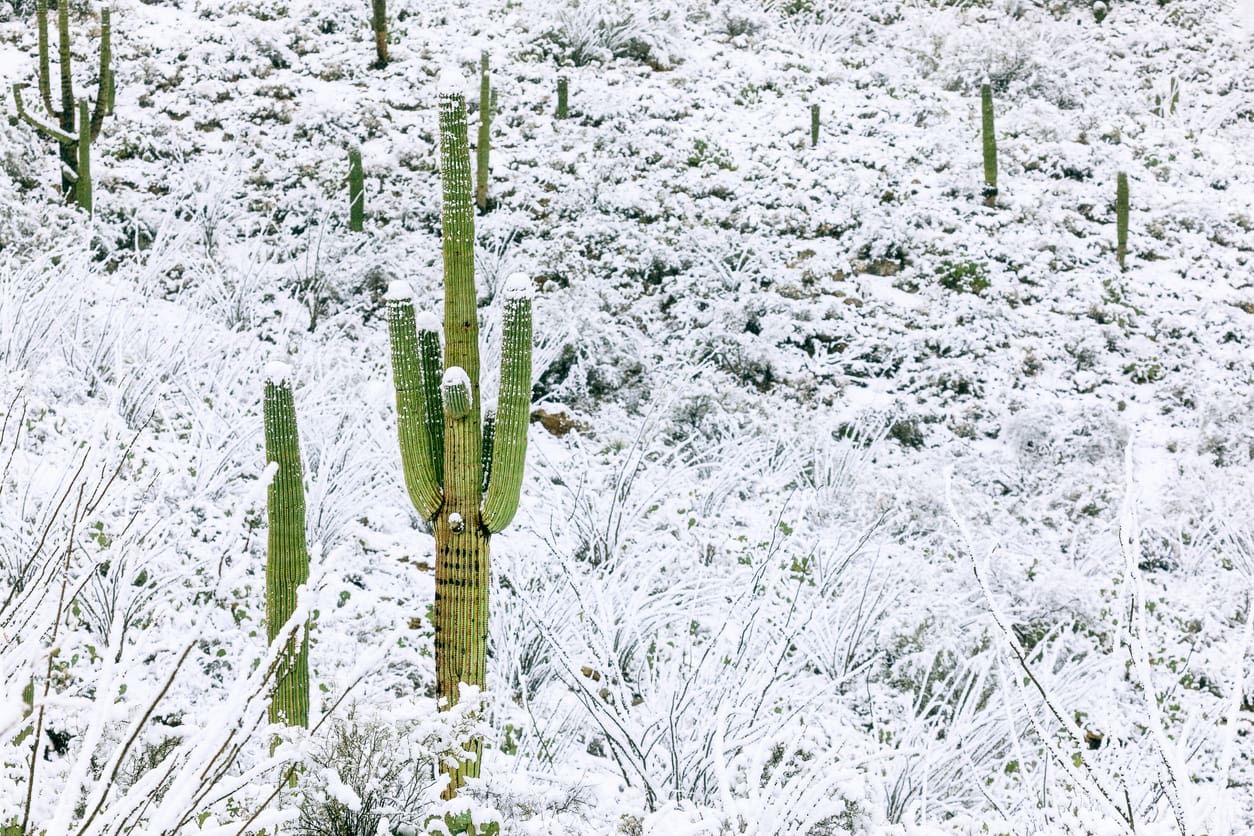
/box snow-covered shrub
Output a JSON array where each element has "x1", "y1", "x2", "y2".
[{"x1": 540, "y1": 0, "x2": 685, "y2": 68}]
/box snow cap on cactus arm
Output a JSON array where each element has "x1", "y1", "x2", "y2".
[
  {"x1": 481, "y1": 273, "x2": 533, "y2": 532},
  {"x1": 442, "y1": 366, "x2": 472, "y2": 419},
  {"x1": 264, "y1": 361, "x2": 294, "y2": 386},
  {"x1": 385, "y1": 279, "x2": 413, "y2": 302},
  {"x1": 438, "y1": 65, "x2": 467, "y2": 99}
]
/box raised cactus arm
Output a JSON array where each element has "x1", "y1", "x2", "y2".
[
  {"x1": 476, "y1": 52, "x2": 490, "y2": 212},
  {"x1": 387, "y1": 282, "x2": 443, "y2": 520},
  {"x1": 36, "y1": 0, "x2": 51, "y2": 114},
  {"x1": 481, "y1": 274, "x2": 532, "y2": 533},
  {"x1": 88, "y1": 9, "x2": 110, "y2": 141},
  {"x1": 12, "y1": 84, "x2": 74, "y2": 144},
  {"x1": 416, "y1": 312, "x2": 445, "y2": 486},
  {"x1": 438, "y1": 68, "x2": 481, "y2": 405},
  {"x1": 263, "y1": 364, "x2": 310, "y2": 730}
]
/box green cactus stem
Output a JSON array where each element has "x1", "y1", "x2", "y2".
[
  {"x1": 980, "y1": 82, "x2": 997, "y2": 207},
  {"x1": 263, "y1": 364, "x2": 310, "y2": 731},
  {"x1": 13, "y1": 4, "x2": 112, "y2": 206},
  {"x1": 348, "y1": 146, "x2": 364, "y2": 232},
  {"x1": 76, "y1": 99, "x2": 90, "y2": 214},
  {"x1": 810, "y1": 103, "x2": 819, "y2": 148},
  {"x1": 385, "y1": 66, "x2": 535, "y2": 800},
  {"x1": 371, "y1": 0, "x2": 388, "y2": 67},
  {"x1": 476, "y1": 52, "x2": 491, "y2": 212},
  {"x1": 556, "y1": 75, "x2": 568, "y2": 119},
  {"x1": 1116, "y1": 171, "x2": 1129, "y2": 272}
]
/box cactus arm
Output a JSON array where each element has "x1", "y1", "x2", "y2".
[
  {"x1": 417, "y1": 316, "x2": 445, "y2": 486},
  {"x1": 76, "y1": 99, "x2": 91, "y2": 214},
  {"x1": 263, "y1": 365, "x2": 310, "y2": 729},
  {"x1": 1116, "y1": 172, "x2": 1129, "y2": 272},
  {"x1": 980, "y1": 82, "x2": 997, "y2": 206},
  {"x1": 36, "y1": 0, "x2": 52, "y2": 115},
  {"x1": 476, "y1": 53, "x2": 490, "y2": 212},
  {"x1": 12, "y1": 84, "x2": 75, "y2": 144},
  {"x1": 89, "y1": 9, "x2": 111, "y2": 142},
  {"x1": 348, "y1": 146, "x2": 364, "y2": 232},
  {"x1": 480, "y1": 406, "x2": 495, "y2": 494},
  {"x1": 387, "y1": 283, "x2": 443, "y2": 521},
  {"x1": 57, "y1": 0, "x2": 72, "y2": 132},
  {"x1": 481, "y1": 275, "x2": 532, "y2": 533}
]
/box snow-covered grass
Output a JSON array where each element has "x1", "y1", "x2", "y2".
[{"x1": 2, "y1": 0, "x2": 1253, "y2": 832}]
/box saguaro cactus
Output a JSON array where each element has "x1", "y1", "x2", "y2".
[
  {"x1": 980, "y1": 82, "x2": 997, "y2": 207},
  {"x1": 1116, "y1": 171, "x2": 1129, "y2": 271},
  {"x1": 556, "y1": 75, "x2": 569, "y2": 119},
  {"x1": 263, "y1": 364, "x2": 310, "y2": 731},
  {"x1": 12, "y1": 2, "x2": 113, "y2": 209},
  {"x1": 810, "y1": 103, "x2": 820, "y2": 148},
  {"x1": 385, "y1": 67, "x2": 534, "y2": 799},
  {"x1": 348, "y1": 145, "x2": 364, "y2": 232},
  {"x1": 476, "y1": 52, "x2": 491, "y2": 212},
  {"x1": 371, "y1": 0, "x2": 388, "y2": 67}
]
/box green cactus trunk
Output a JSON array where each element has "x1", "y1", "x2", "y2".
[
  {"x1": 980, "y1": 83, "x2": 997, "y2": 207},
  {"x1": 556, "y1": 75, "x2": 568, "y2": 119},
  {"x1": 76, "y1": 99, "x2": 91, "y2": 214},
  {"x1": 476, "y1": 53, "x2": 491, "y2": 212},
  {"x1": 371, "y1": 0, "x2": 388, "y2": 67},
  {"x1": 385, "y1": 69, "x2": 534, "y2": 800},
  {"x1": 1116, "y1": 171, "x2": 1129, "y2": 271},
  {"x1": 263, "y1": 371, "x2": 310, "y2": 731},
  {"x1": 810, "y1": 103, "x2": 819, "y2": 148},
  {"x1": 348, "y1": 146, "x2": 364, "y2": 232}
]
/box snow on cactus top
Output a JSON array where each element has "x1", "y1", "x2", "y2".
[
  {"x1": 502, "y1": 273, "x2": 534, "y2": 301},
  {"x1": 414, "y1": 311, "x2": 441, "y2": 332},
  {"x1": 437, "y1": 65, "x2": 466, "y2": 97},
  {"x1": 263, "y1": 362, "x2": 293, "y2": 386},
  {"x1": 442, "y1": 366, "x2": 472, "y2": 400},
  {"x1": 385, "y1": 280, "x2": 413, "y2": 302}
]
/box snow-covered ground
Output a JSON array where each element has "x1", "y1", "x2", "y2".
[{"x1": 1, "y1": 0, "x2": 1253, "y2": 832}]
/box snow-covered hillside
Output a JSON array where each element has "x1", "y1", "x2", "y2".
[{"x1": 1, "y1": 0, "x2": 1252, "y2": 832}]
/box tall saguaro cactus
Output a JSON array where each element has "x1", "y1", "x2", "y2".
[
  {"x1": 1116, "y1": 171, "x2": 1129, "y2": 272},
  {"x1": 476, "y1": 52, "x2": 491, "y2": 212},
  {"x1": 263, "y1": 364, "x2": 311, "y2": 731},
  {"x1": 385, "y1": 67, "x2": 534, "y2": 799},
  {"x1": 12, "y1": 1, "x2": 113, "y2": 209},
  {"x1": 371, "y1": 0, "x2": 389, "y2": 67},
  {"x1": 980, "y1": 82, "x2": 997, "y2": 207}
]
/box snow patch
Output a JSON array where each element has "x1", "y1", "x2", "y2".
[
  {"x1": 437, "y1": 65, "x2": 466, "y2": 97},
  {"x1": 442, "y1": 366, "x2": 471, "y2": 398},
  {"x1": 385, "y1": 280, "x2": 413, "y2": 302},
  {"x1": 415, "y1": 311, "x2": 441, "y2": 332},
  {"x1": 321, "y1": 767, "x2": 361, "y2": 811},
  {"x1": 502, "y1": 272, "x2": 534, "y2": 301},
  {"x1": 263, "y1": 362, "x2": 292, "y2": 385}
]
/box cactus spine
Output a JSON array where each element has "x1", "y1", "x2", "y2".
[
  {"x1": 263, "y1": 367, "x2": 310, "y2": 731},
  {"x1": 810, "y1": 103, "x2": 820, "y2": 148},
  {"x1": 556, "y1": 75, "x2": 569, "y2": 119},
  {"x1": 1116, "y1": 171, "x2": 1129, "y2": 272},
  {"x1": 348, "y1": 146, "x2": 364, "y2": 232},
  {"x1": 980, "y1": 82, "x2": 997, "y2": 207},
  {"x1": 476, "y1": 52, "x2": 491, "y2": 212},
  {"x1": 12, "y1": 3, "x2": 112, "y2": 208},
  {"x1": 371, "y1": 0, "x2": 389, "y2": 67},
  {"x1": 385, "y1": 68, "x2": 534, "y2": 799}
]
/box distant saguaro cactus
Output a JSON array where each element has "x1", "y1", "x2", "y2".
[
  {"x1": 263, "y1": 365, "x2": 310, "y2": 731},
  {"x1": 1116, "y1": 171, "x2": 1129, "y2": 271},
  {"x1": 348, "y1": 146, "x2": 364, "y2": 232},
  {"x1": 12, "y1": 2, "x2": 113, "y2": 210},
  {"x1": 980, "y1": 83, "x2": 997, "y2": 207},
  {"x1": 476, "y1": 52, "x2": 491, "y2": 212},
  {"x1": 371, "y1": 0, "x2": 389, "y2": 67},
  {"x1": 810, "y1": 103, "x2": 820, "y2": 147},
  {"x1": 556, "y1": 75, "x2": 569, "y2": 119},
  {"x1": 385, "y1": 67, "x2": 534, "y2": 800}
]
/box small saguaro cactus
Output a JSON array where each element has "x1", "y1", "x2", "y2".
[
  {"x1": 1116, "y1": 171, "x2": 1129, "y2": 271},
  {"x1": 556, "y1": 74, "x2": 569, "y2": 119},
  {"x1": 476, "y1": 52, "x2": 491, "y2": 212},
  {"x1": 385, "y1": 66, "x2": 534, "y2": 800},
  {"x1": 12, "y1": 1, "x2": 113, "y2": 209},
  {"x1": 810, "y1": 103, "x2": 820, "y2": 148},
  {"x1": 263, "y1": 363, "x2": 311, "y2": 731},
  {"x1": 980, "y1": 82, "x2": 998, "y2": 207},
  {"x1": 371, "y1": 0, "x2": 389, "y2": 67},
  {"x1": 348, "y1": 145, "x2": 364, "y2": 232}
]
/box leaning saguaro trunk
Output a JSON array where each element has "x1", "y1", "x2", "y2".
[
  {"x1": 385, "y1": 67, "x2": 534, "y2": 800},
  {"x1": 263, "y1": 364, "x2": 311, "y2": 731}
]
